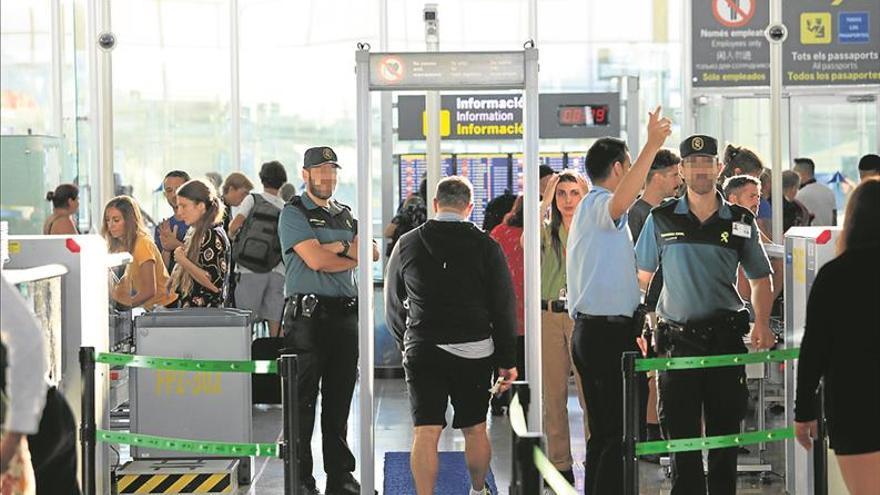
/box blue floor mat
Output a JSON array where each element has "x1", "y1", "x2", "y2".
[{"x1": 383, "y1": 451, "x2": 499, "y2": 494}]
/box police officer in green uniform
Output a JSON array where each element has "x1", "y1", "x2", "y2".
[
  {"x1": 635, "y1": 135, "x2": 775, "y2": 495},
  {"x1": 278, "y1": 146, "x2": 379, "y2": 495}
]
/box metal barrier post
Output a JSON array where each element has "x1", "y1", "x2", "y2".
[
  {"x1": 280, "y1": 354, "x2": 299, "y2": 495},
  {"x1": 79, "y1": 347, "x2": 96, "y2": 495},
  {"x1": 622, "y1": 352, "x2": 640, "y2": 495},
  {"x1": 513, "y1": 433, "x2": 542, "y2": 495},
  {"x1": 508, "y1": 381, "x2": 530, "y2": 494},
  {"x1": 813, "y1": 381, "x2": 828, "y2": 495}
]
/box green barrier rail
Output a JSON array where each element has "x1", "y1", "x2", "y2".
[
  {"x1": 635, "y1": 347, "x2": 799, "y2": 372},
  {"x1": 96, "y1": 429, "x2": 280, "y2": 458},
  {"x1": 508, "y1": 387, "x2": 578, "y2": 495},
  {"x1": 96, "y1": 351, "x2": 278, "y2": 374},
  {"x1": 533, "y1": 447, "x2": 578, "y2": 495},
  {"x1": 636, "y1": 427, "x2": 794, "y2": 456}
]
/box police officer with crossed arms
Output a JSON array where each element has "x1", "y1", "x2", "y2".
[
  {"x1": 635, "y1": 135, "x2": 775, "y2": 495},
  {"x1": 278, "y1": 146, "x2": 379, "y2": 495}
]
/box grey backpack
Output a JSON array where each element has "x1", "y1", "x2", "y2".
[{"x1": 232, "y1": 194, "x2": 282, "y2": 272}]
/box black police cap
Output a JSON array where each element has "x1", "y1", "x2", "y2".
[
  {"x1": 680, "y1": 134, "x2": 718, "y2": 159},
  {"x1": 303, "y1": 146, "x2": 340, "y2": 169}
]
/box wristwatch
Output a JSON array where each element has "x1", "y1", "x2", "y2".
[{"x1": 339, "y1": 240, "x2": 351, "y2": 258}]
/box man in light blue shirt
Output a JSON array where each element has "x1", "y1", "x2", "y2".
[{"x1": 565, "y1": 107, "x2": 671, "y2": 495}]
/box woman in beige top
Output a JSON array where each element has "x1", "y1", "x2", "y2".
[
  {"x1": 42, "y1": 184, "x2": 79, "y2": 235},
  {"x1": 102, "y1": 196, "x2": 177, "y2": 309}
]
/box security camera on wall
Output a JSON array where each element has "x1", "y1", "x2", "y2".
[{"x1": 424, "y1": 4, "x2": 439, "y2": 43}]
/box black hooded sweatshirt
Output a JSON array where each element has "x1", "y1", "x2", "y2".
[{"x1": 384, "y1": 219, "x2": 517, "y2": 369}]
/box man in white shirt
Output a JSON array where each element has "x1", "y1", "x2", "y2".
[
  {"x1": 1, "y1": 274, "x2": 48, "y2": 484},
  {"x1": 793, "y1": 157, "x2": 837, "y2": 226},
  {"x1": 229, "y1": 161, "x2": 288, "y2": 336}
]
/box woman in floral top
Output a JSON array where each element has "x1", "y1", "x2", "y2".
[{"x1": 169, "y1": 179, "x2": 230, "y2": 308}]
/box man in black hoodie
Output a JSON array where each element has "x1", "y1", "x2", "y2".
[{"x1": 385, "y1": 176, "x2": 518, "y2": 495}]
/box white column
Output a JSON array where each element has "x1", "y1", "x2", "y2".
[
  {"x1": 354, "y1": 46, "x2": 375, "y2": 495},
  {"x1": 523, "y1": 45, "x2": 543, "y2": 432},
  {"x1": 230, "y1": 0, "x2": 241, "y2": 171},
  {"x1": 769, "y1": 0, "x2": 784, "y2": 243}
]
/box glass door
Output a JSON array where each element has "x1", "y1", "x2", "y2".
[{"x1": 693, "y1": 95, "x2": 792, "y2": 167}]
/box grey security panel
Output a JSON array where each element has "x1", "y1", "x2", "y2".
[
  {"x1": 369, "y1": 51, "x2": 526, "y2": 91},
  {"x1": 130, "y1": 308, "x2": 254, "y2": 460},
  {"x1": 538, "y1": 93, "x2": 620, "y2": 139}
]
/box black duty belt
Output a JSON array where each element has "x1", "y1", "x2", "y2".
[
  {"x1": 575, "y1": 313, "x2": 633, "y2": 324},
  {"x1": 541, "y1": 299, "x2": 567, "y2": 313},
  {"x1": 287, "y1": 294, "x2": 358, "y2": 318},
  {"x1": 655, "y1": 310, "x2": 750, "y2": 355}
]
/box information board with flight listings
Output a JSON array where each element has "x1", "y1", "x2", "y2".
[
  {"x1": 513, "y1": 152, "x2": 588, "y2": 194},
  {"x1": 398, "y1": 154, "x2": 455, "y2": 206},
  {"x1": 457, "y1": 154, "x2": 516, "y2": 226}
]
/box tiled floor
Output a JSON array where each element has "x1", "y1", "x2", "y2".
[{"x1": 236, "y1": 378, "x2": 789, "y2": 494}]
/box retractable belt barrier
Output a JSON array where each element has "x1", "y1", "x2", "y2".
[
  {"x1": 507, "y1": 382, "x2": 578, "y2": 495},
  {"x1": 79, "y1": 347, "x2": 301, "y2": 495},
  {"x1": 622, "y1": 347, "x2": 829, "y2": 495}
]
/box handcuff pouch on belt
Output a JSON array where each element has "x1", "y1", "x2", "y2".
[{"x1": 655, "y1": 309, "x2": 750, "y2": 355}]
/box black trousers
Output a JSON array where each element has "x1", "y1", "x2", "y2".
[
  {"x1": 28, "y1": 386, "x2": 80, "y2": 495},
  {"x1": 282, "y1": 301, "x2": 359, "y2": 485},
  {"x1": 572, "y1": 317, "x2": 645, "y2": 495},
  {"x1": 658, "y1": 339, "x2": 749, "y2": 495}
]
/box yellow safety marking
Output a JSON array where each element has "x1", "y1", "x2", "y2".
[
  {"x1": 135, "y1": 474, "x2": 168, "y2": 493},
  {"x1": 116, "y1": 475, "x2": 140, "y2": 492},
  {"x1": 222, "y1": 482, "x2": 233, "y2": 493},
  {"x1": 166, "y1": 473, "x2": 198, "y2": 493},
  {"x1": 194, "y1": 473, "x2": 228, "y2": 493}
]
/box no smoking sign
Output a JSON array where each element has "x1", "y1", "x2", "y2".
[{"x1": 713, "y1": 0, "x2": 756, "y2": 28}]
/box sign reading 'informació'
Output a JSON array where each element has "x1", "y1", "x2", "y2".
[{"x1": 397, "y1": 93, "x2": 620, "y2": 141}]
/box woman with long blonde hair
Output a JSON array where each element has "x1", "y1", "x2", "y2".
[
  {"x1": 795, "y1": 178, "x2": 880, "y2": 494},
  {"x1": 169, "y1": 179, "x2": 230, "y2": 308},
  {"x1": 102, "y1": 196, "x2": 177, "y2": 309}
]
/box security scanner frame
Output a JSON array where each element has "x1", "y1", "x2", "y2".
[
  {"x1": 356, "y1": 42, "x2": 542, "y2": 494},
  {"x1": 4, "y1": 234, "x2": 131, "y2": 495},
  {"x1": 784, "y1": 227, "x2": 845, "y2": 495}
]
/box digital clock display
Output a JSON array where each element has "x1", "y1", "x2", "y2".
[{"x1": 557, "y1": 105, "x2": 610, "y2": 127}]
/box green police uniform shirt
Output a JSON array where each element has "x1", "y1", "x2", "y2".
[
  {"x1": 278, "y1": 193, "x2": 358, "y2": 298},
  {"x1": 635, "y1": 192, "x2": 771, "y2": 324}
]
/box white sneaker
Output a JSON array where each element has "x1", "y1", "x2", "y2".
[{"x1": 469, "y1": 487, "x2": 491, "y2": 495}]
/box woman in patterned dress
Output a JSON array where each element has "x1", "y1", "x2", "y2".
[{"x1": 168, "y1": 179, "x2": 230, "y2": 308}]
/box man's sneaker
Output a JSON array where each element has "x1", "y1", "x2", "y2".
[
  {"x1": 325, "y1": 473, "x2": 377, "y2": 495},
  {"x1": 469, "y1": 486, "x2": 493, "y2": 495}
]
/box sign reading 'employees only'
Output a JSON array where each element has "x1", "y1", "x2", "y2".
[{"x1": 692, "y1": 0, "x2": 880, "y2": 87}]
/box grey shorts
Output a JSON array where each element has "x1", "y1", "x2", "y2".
[{"x1": 235, "y1": 272, "x2": 285, "y2": 323}]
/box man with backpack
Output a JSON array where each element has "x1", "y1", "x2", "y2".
[{"x1": 229, "y1": 161, "x2": 287, "y2": 336}]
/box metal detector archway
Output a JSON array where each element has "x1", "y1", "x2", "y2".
[{"x1": 354, "y1": 42, "x2": 542, "y2": 494}]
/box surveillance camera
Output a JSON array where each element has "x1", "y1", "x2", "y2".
[
  {"x1": 423, "y1": 4, "x2": 438, "y2": 22},
  {"x1": 423, "y1": 4, "x2": 439, "y2": 43},
  {"x1": 97, "y1": 32, "x2": 116, "y2": 51},
  {"x1": 765, "y1": 24, "x2": 787, "y2": 43}
]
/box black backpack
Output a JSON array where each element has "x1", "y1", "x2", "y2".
[{"x1": 232, "y1": 193, "x2": 283, "y2": 273}]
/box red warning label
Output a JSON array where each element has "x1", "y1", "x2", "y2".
[{"x1": 713, "y1": 0, "x2": 756, "y2": 28}]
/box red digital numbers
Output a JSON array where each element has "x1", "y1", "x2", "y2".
[{"x1": 558, "y1": 105, "x2": 609, "y2": 127}]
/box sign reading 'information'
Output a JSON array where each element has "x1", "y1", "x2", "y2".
[{"x1": 369, "y1": 52, "x2": 525, "y2": 91}]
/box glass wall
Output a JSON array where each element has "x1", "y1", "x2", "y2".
[{"x1": 111, "y1": 0, "x2": 232, "y2": 222}]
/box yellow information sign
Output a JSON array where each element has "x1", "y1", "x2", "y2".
[{"x1": 801, "y1": 12, "x2": 832, "y2": 45}]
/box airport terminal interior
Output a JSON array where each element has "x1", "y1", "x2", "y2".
[{"x1": 1, "y1": 0, "x2": 879, "y2": 494}]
